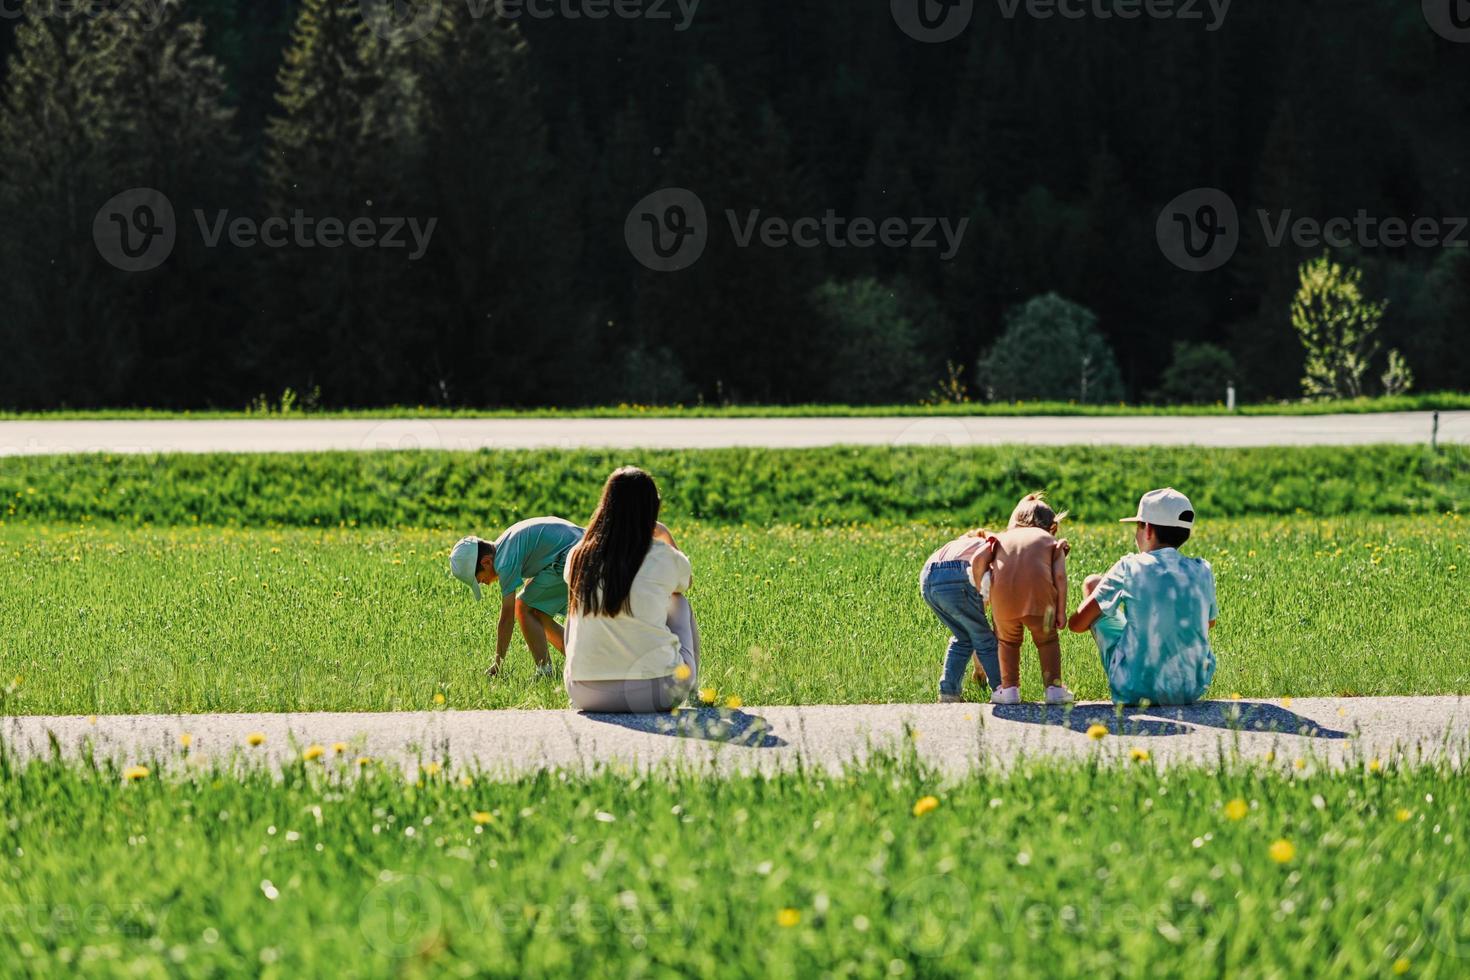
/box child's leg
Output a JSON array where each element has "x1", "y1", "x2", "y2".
[
  {"x1": 922, "y1": 589, "x2": 975, "y2": 697},
  {"x1": 1026, "y1": 615, "x2": 1064, "y2": 688},
  {"x1": 968, "y1": 615, "x2": 1001, "y2": 692},
  {"x1": 993, "y1": 618, "x2": 1023, "y2": 690}
]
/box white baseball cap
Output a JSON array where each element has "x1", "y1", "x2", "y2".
[
  {"x1": 449, "y1": 536, "x2": 486, "y2": 600},
  {"x1": 1120, "y1": 488, "x2": 1196, "y2": 529}
]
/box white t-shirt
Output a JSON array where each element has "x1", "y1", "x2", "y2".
[{"x1": 563, "y1": 540, "x2": 693, "y2": 682}]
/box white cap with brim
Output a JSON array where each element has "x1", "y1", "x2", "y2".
[
  {"x1": 1121, "y1": 488, "x2": 1196, "y2": 529},
  {"x1": 449, "y1": 536, "x2": 485, "y2": 600}
]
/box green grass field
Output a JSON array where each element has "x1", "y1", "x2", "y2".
[
  {"x1": 3, "y1": 391, "x2": 1467, "y2": 420},
  {"x1": 2, "y1": 750, "x2": 1466, "y2": 976},
  {"x1": 2, "y1": 516, "x2": 1464, "y2": 715}
]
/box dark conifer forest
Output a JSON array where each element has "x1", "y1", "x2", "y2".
[{"x1": 1, "y1": 0, "x2": 1467, "y2": 409}]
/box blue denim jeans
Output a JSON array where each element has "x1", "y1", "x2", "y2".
[{"x1": 920, "y1": 559, "x2": 1000, "y2": 696}]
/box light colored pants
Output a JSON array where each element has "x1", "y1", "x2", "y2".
[{"x1": 565, "y1": 595, "x2": 701, "y2": 713}]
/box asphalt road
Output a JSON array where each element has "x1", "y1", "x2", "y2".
[
  {"x1": 0, "y1": 412, "x2": 1463, "y2": 455},
  {"x1": 6, "y1": 697, "x2": 1465, "y2": 777}
]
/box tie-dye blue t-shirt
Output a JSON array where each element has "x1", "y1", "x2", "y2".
[{"x1": 1090, "y1": 548, "x2": 1218, "y2": 706}]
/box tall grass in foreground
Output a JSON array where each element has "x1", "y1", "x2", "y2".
[{"x1": 0, "y1": 750, "x2": 1465, "y2": 977}]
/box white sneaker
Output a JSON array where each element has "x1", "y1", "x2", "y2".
[
  {"x1": 990, "y1": 686, "x2": 1021, "y2": 705},
  {"x1": 1045, "y1": 685, "x2": 1076, "y2": 705},
  {"x1": 938, "y1": 693, "x2": 963, "y2": 704}
]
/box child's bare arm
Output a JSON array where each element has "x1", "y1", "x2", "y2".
[
  {"x1": 1051, "y1": 541, "x2": 1069, "y2": 629},
  {"x1": 970, "y1": 535, "x2": 996, "y2": 590}
]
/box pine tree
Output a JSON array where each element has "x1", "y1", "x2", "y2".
[
  {"x1": 261, "y1": 0, "x2": 427, "y2": 404},
  {"x1": 0, "y1": 0, "x2": 236, "y2": 407}
]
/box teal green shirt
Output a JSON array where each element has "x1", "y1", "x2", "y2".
[
  {"x1": 1091, "y1": 548, "x2": 1218, "y2": 706},
  {"x1": 493, "y1": 517, "x2": 585, "y2": 599}
]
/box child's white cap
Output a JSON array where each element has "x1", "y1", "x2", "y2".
[
  {"x1": 449, "y1": 536, "x2": 485, "y2": 600},
  {"x1": 1121, "y1": 488, "x2": 1196, "y2": 529}
]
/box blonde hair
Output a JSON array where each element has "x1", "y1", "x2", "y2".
[{"x1": 1008, "y1": 492, "x2": 1067, "y2": 531}]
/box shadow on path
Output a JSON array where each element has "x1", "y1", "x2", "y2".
[
  {"x1": 1144, "y1": 702, "x2": 1349, "y2": 739},
  {"x1": 582, "y1": 708, "x2": 787, "y2": 748},
  {"x1": 991, "y1": 701, "x2": 1350, "y2": 739},
  {"x1": 991, "y1": 703, "x2": 1190, "y2": 737}
]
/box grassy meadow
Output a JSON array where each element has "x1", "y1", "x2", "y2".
[
  {"x1": 0, "y1": 515, "x2": 1465, "y2": 715},
  {"x1": 1, "y1": 750, "x2": 1466, "y2": 976}
]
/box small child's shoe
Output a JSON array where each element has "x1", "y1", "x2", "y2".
[
  {"x1": 990, "y1": 686, "x2": 1021, "y2": 705},
  {"x1": 1044, "y1": 684, "x2": 1075, "y2": 705},
  {"x1": 938, "y1": 692, "x2": 964, "y2": 704}
]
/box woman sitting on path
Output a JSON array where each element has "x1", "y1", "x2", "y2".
[{"x1": 563, "y1": 466, "x2": 702, "y2": 713}]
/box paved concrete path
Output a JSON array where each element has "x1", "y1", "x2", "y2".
[
  {"x1": 0, "y1": 412, "x2": 1462, "y2": 455},
  {"x1": 5, "y1": 698, "x2": 1466, "y2": 777}
]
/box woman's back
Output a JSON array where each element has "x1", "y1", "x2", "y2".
[{"x1": 564, "y1": 540, "x2": 692, "y2": 682}]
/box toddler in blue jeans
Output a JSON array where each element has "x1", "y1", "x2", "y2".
[{"x1": 920, "y1": 531, "x2": 999, "y2": 703}]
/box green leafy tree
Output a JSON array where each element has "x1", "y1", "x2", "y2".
[
  {"x1": 1151, "y1": 342, "x2": 1238, "y2": 405},
  {"x1": 808, "y1": 278, "x2": 925, "y2": 404},
  {"x1": 977, "y1": 294, "x2": 1124, "y2": 404},
  {"x1": 1291, "y1": 254, "x2": 1387, "y2": 400}
]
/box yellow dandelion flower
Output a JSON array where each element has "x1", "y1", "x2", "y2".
[
  {"x1": 179, "y1": 733, "x2": 193, "y2": 749},
  {"x1": 1229, "y1": 692, "x2": 1242, "y2": 701},
  {"x1": 355, "y1": 756, "x2": 373, "y2": 767},
  {"x1": 1393, "y1": 958, "x2": 1411, "y2": 975},
  {"x1": 246, "y1": 732, "x2": 266, "y2": 747},
  {"x1": 1263, "y1": 750, "x2": 1275, "y2": 764},
  {"x1": 1223, "y1": 799, "x2": 1249, "y2": 821},
  {"x1": 1293, "y1": 758, "x2": 1307, "y2": 771},
  {"x1": 1395, "y1": 808, "x2": 1412, "y2": 823},
  {"x1": 776, "y1": 908, "x2": 801, "y2": 928},
  {"x1": 87, "y1": 715, "x2": 98, "y2": 725},
  {"x1": 912, "y1": 795, "x2": 940, "y2": 817},
  {"x1": 672, "y1": 663, "x2": 692, "y2": 682},
  {"x1": 332, "y1": 742, "x2": 348, "y2": 755},
  {"x1": 1086, "y1": 724, "x2": 1109, "y2": 740},
  {"x1": 1368, "y1": 759, "x2": 1382, "y2": 774},
  {"x1": 421, "y1": 762, "x2": 442, "y2": 777},
  {"x1": 123, "y1": 765, "x2": 149, "y2": 781},
  {"x1": 698, "y1": 688, "x2": 717, "y2": 705},
  {"x1": 302, "y1": 745, "x2": 325, "y2": 762},
  {"x1": 725, "y1": 695, "x2": 743, "y2": 709},
  {"x1": 1129, "y1": 748, "x2": 1150, "y2": 763},
  {"x1": 1280, "y1": 696, "x2": 1292, "y2": 708},
  {"x1": 1268, "y1": 839, "x2": 1296, "y2": 864},
  {"x1": 472, "y1": 811, "x2": 493, "y2": 825}
]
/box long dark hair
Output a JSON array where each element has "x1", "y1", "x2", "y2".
[{"x1": 568, "y1": 467, "x2": 661, "y2": 616}]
